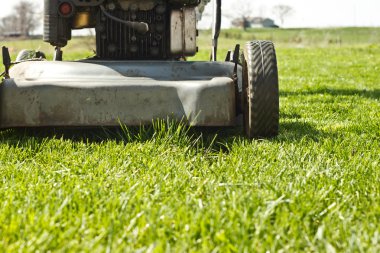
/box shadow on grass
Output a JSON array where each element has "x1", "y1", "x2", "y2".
[
  {"x1": 280, "y1": 88, "x2": 380, "y2": 100},
  {"x1": 280, "y1": 112, "x2": 302, "y2": 120},
  {"x1": 0, "y1": 125, "x2": 243, "y2": 153},
  {"x1": 0, "y1": 117, "x2": 334, "y2": 153},
  {"x1": 277, "y1": 121, "x2": 335, "y2": 142}
]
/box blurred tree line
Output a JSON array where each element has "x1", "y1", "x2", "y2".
[{"x1": 0, "y1": 0, "x2": 40, "y2": 37}]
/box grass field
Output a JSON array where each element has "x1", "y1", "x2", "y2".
[{"x1": 0, "y1": 28, "x2": 379, "y2": 252}]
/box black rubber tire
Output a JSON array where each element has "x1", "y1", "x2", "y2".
[{"x1": 242, "y1": 41, "x2": 279, "y2": 138}]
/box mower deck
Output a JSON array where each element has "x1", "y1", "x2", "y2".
[{"x1": 0, "y1": 60, "x2": 240, "y2": 128}]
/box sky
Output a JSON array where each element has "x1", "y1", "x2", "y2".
[
  {"x1": 202, "y1": 0, "x2": 380, "y2": 28},
  {"x1": 1, "y1": 0, "x2": 380, "y2": 32}
]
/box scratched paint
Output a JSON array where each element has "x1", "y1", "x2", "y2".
[{"x1": 0, "y1": 60, "x2": 240, "y2": 128}]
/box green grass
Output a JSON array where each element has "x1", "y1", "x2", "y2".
[{"x1": 1, "y1": 28, "x2": 380, "y2": 252}]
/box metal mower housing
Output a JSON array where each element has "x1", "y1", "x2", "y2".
[{"x1": 0, "y1": 61, "x2": 240, "y2": 128}]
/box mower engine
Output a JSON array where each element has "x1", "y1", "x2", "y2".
[{"x1": 44, "y1": 0, "x2": 199, "y2": 59}]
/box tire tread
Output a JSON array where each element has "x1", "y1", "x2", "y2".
[{"x1": 243, "y1": 40, "x2": 279, "y2": 138}]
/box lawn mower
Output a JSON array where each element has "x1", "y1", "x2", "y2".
[{"x1": 0, "y1": 0, "x2": 279, "y2": 138}]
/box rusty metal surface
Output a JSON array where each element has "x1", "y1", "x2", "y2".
[
  {"x1": 170, "y1": 8, "x2": 197, "y2": 56},
  {"x1": 0, "y1": 61, "x2": 240, "y2": 128}
]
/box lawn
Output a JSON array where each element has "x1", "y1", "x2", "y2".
[{"x1": 0, "y1": 28, "x2": 379, "y2": 252}]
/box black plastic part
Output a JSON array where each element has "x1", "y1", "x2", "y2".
[
  {"x1": 242, "y1": 41, "x2": 279, "y2": 138},
  {"x1": 2, "y1": 46, "x2": 11, "y2": 78},
  {"x1": 54, "y1": 47, "x2": 63, "y2": 61},
  {"x1": 168, "y1": 0, "x2": 200, "y2": 6},
  {"x1": 225, "y1": 51, "x2": 231, "y2": 62},
  {"x1": 232, "y1": 44, "x2": 241, "y2": 114},
  {"x1": 43, "y1": 0, "x2": 72, "y2": 47},
  {"x1": 71, "y1": 0, "x2": 104, "y2": 7},
  {"x1": 211, "y1": 0, "x2": 221, "y2": 61},
  {"x1": 233, "y1": 44, "x2": 240, "y2": 72}
]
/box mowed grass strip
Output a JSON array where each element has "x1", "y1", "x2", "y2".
[{"x1": 0, "y1": 28, "x2": 379, "y2": 252}]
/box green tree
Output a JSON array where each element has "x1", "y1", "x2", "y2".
[
  {"x1": 0, "y1": 0, "x2": 41, "y2": 37},
  {"x1": 272, "y1": 4, "x2": 293, "y2": 26}
]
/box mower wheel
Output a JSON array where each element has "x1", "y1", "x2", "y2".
[{"x1": 242, "y1": 41, "x2": 279, "y2": 138}]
